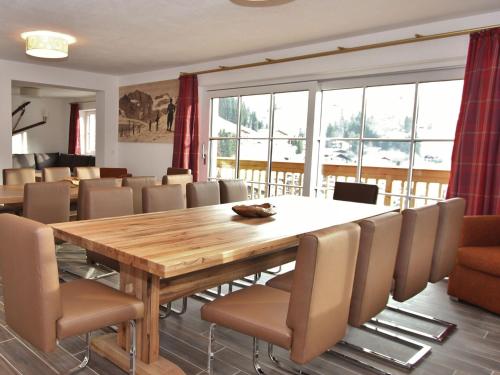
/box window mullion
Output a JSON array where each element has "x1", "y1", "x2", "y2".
[
  {"x1": 357, "y1": 86, "x2": 367, "y2": 183},
  {"x1": 406, "y1": 83, "x2": 420, "y2": 209}
]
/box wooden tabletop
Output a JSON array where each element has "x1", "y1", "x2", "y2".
[
  {"x1": 51, "y1": 196, "x2": 394, "y2": 278},
  {"x1": 0, "y1": 183, "x2": 79, "y2": 204}
]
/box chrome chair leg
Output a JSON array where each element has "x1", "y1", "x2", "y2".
[
  {"x1": 66, "y1": 332, "x2": 91, "y2": 374},
  {"x1": 207, "y1": 323, "x2": 216, "y2": 375},
  {"x1": 129, "y1": 320, "x2": 137, "y2": 375},
  {"x1": 263, "y1": 266, "x2": 282, "y2": 275},
  {"x1": 159, "y1": 297, "x2": 188, "y2": 319},
  {"x1": 328, "y1": 322, "x2": 431, "y2": 371},
  {"x1": 252, "y1": 338, "x2": 266, "y2": 374},
  {"x1": 267, "y1": 343, "x2": 314, "y2": 374},
  {"x1": 372, "y1": 305, "x2": 456, "y2": 342}
]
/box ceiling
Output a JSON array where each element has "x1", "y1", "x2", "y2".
[{"x1": 1, "y1": 0, "x2": 499, "y2": 75}]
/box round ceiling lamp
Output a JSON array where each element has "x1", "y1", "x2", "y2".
[
  {"x1": 20, "y1": 30, "x2": 76, "y2": 59},
  {"x1": 230, "y1": 0, "x2": 295, "y2": 7}
]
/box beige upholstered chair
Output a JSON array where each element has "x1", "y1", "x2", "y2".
[
  {"x1": 167, "y1": 167, "x2": 191, "y2": 175},
  {"x1": 267, "y1": 212, "x2": 434, "y2": 370},
  {"x1": 77, "y1": 178, "x2": 121, "y2": 220},
  {"x1": 142, "y1": 185, "x2": 184, "y2": 213},
  {"x1": 81, "y1": 187, "x2": 134, "y2": 279},
  {"x1": 81, "y1": 186, "x2": 134, "y2": 276},
  {"x1": 3, "y1": 168, "x2": 36, "y2": 185},
  {"x1": 201, "y1": 224, "x2": 360, "y2": 374},
  {"x1": 0, "y1": 214, "x2": 143, "y2": 375},
  {"x1": 186, "y1": 181, "x2": 220, "y2": 208},
  {"x1": 333, "y1": 181, "x2": 379, "y2": 204},
  {"x1": 75, "y1": 166, "x2": 100, "y2": 180},
  {"x1": 23, "y1": 182, "x2": 70, "y2": 224},
  {"x1": 219, "y1": 179, "x2": 248, "y2": 204},
  {"x1": 371, "y1": 204, "x2": 457, "y2": 342},
  {"x1": 162, "y1": 174, "x2": 193, "y2": 208},
  {"x1": 392, "y1": 205, "x2": 440, "y2": 302},
  {"x1": 43, "y1": 167, "x2": 71, "y2": 182},
  {"x1": 122, "y1": 176, "x2": 157, "y2": 214},
  {"x1": 430, "y1": 198, "x2": 466, "y2": 283}
]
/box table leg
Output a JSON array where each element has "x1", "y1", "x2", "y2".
[{"x1": 91, "y1": 263, "x2": 185, "y2": 375}]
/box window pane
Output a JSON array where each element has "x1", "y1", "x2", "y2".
[
  {"x1": 361, "y1": 141, "x2": 410, "y2": 194},
  {"x1": 247, "y1": 183, "x2": 267, "y2": 199},
  {"x1": 209, "y1": 139, "x2": 237, "y2": 179},
  {"x1": 321, "y1": 88, "x2": 363, "y2": 138},
  {"x1": 239, "y1": 139, "x2": 268, "y2": 183},
  {"x1": 413, "y1": 141, "x2": 453, "y2": 171},
  {"x1": 240, "y1": 94, "x2": 271, "y2": 138},
  {"x1": 211, "y1": 97, "x2": 238, "y2": 138},
  {"x1": 273, "y1": 91, "x2": 308, "y2": 138},
  {"x1": 416, "y1": 80, "x2": 463, "y2": 139},
  {"x1": 319, "y1": 140, "x2": 359, "y2": 192},
  {"x1": 409, "y1": 197, "x2": 440, "y2": 208},
  {"x1": 270, "y1": 140, "x2": 305, "y2": 194},
  {"x1": 364, "y1": 84, "x2": 415, "y2": 138},
  {"x1": 269, "y1": 184, "x2": 303, "y2": 197}
]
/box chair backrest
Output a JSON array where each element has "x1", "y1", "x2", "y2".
[
  {"x1": 100, "y1": 167, "x2": 130, "y2": 178},
  {"x1": 393, "y1": 204, "x2": 439, "y2": 302},
  {"x1": 0, "y1": 214, "x2": 62, "y2": 352},
  {"x1": 43, "y1": 167, "x2": 71, "y2": 182},
  {"x1": 81, "y1": 186, "x2": 134, "y2": 220},
  {"x1": 23, "y1": 182, "x2": 70, "y2": 224},
  {"x1": 143, "y1": 185, "x2": 184, "y2": 213},
  {"x1": 122, "y1": 176, "x2": 157, "y2": 214},
  {"x1": 3, "y1": 168, "x2": 36, "y2": 185},
  {"x1": 286, "y1": 223, "x2": 360, "y2": 365},
  {"x1": 333, "y1": 182, "x2": 379, "y2": 205},
  {"x1": 219, "y1": 179, "x2": 248, "y2": 203},
  {"x1": 167, "y1": 167, "x2": 191, "y2": 175},
  {"x1": 75, "y1": 166, "x2": 100, "y2": 180},
  {"x1": 77, "y1": 178, "x2": 122, "y2": 220},
  {"x1": 162, "y1": 174, "x2": 194, "y2": 208},
  {"x1": 348, "y1": 212, "x2": 402, "y2": 327},
  {"x1": 186, "y1": 181, "x2": 220, "y2": 208},
  {"x1": 429, "y1": 198, "x2": 466, "y2": 283}
]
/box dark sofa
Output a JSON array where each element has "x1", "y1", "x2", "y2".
[{"x1": 12, "y1": 153, "x2": 95, "y2": 172}]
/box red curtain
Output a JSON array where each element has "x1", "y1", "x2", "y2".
[
  {"x1": 68, "y1": 103, "x2": 80, "y2": 155},
  {"x1": 172, "y1": 75, "x2": 200, "y2": 181},
  {"x1": 447, "y1": 28, "x2": 500, "y2": 215}
]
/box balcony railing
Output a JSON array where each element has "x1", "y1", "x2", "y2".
[{"x1": 215, "y1": 158, "x2": 450, "y2": 208}]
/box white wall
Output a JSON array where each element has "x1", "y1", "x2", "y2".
[
  {"x1": 0, "y1": 59, "x2": 118, "y2": 183},
  {"x1": 11, "y1": 95, "x2": 70, "y2": 154},
  {"x1": 118, "y1": 10, "x2": 500, "y2": 181}
]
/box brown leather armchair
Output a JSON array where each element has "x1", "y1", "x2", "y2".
[
  {"x1": 0, "y1": 214, "x2": 143, "y2": 375},
  {"x1": 448, "y1": 215, "x2": 500, "y2": 314}
]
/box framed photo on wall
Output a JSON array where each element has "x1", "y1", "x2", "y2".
[{"x1": 118, "y1": 79, "x2": 179, "y2": 143}]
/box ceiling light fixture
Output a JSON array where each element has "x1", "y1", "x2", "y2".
[
  {"x1": 230, "y1": 0, "x2": 295, "y2": 7},
  {"x1": 20, "y1": 30, "x2": 76, "y2": 59}
]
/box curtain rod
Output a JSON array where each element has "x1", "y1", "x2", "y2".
[{"x1": 181, "y1": 24, "x2": 499, "y2": 76}]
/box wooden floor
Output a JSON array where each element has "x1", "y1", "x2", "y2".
[{"x1": 0, "y1": 250, "x2": 499, "y2": 375}]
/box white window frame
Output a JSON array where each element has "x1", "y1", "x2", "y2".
[
  {"x1": 206, "y1": 81, "x2": 319, "y2": 196},
  {"x1": 204, "y1": 67, "x2": 464, "y2": 203}
]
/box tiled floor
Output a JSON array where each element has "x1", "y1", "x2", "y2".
[{"x1": 0, "y1": 248, "x2": 499, "y2": 375}]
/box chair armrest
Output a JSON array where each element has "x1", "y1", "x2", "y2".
[{"x1": 461, "y1": 215, "x2": 500, "y2": 247}]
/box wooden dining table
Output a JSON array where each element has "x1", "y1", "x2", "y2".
[
  {"x1": 0, "y1": 183, "x2": 79, "y2": 204},
  {"x1": 50, "y1": 195, "x2": 394, "y2": 375}
]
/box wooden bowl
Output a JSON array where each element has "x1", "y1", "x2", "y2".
[{"x1": 232, "y1": 203, "x2": 277, "y2": 218}]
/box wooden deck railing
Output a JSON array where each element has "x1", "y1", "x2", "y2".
[{"x1": 215, "y1": 158, "x2": 450, "y2": 207}]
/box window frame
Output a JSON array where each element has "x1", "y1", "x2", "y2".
[
  {"x1": 79, "y1": 109, "x2": 96, "y2": 156},
  {"x1": 317, "y1": 69, "x2": 464, "y2": 208},
  {"x1": 206, "y1": 81, "x2": 318, "y2": 197}
]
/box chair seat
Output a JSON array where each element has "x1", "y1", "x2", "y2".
[
  {"x1": 201, "y1": 285, "x2": 292, "y2": 349},
  {"x1": 57, "y1": 279, "x2": 144, "y2": 339},
  {"x1": 457, "y1": 246, "x2": 500, "y2": 277},
  {"x1": 266, "y1": 271, "x2": 293, "y2": 292}
]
